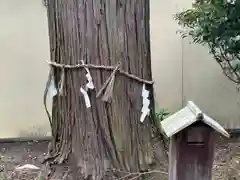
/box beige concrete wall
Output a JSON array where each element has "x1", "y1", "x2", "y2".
[
  {"x1": 0, "y1": 0, "x2": 51, "y2": 138},
  {"x1": 150, "y1": 0, "x2": 183, "y2": 112},
  {"x1": 150, "y1": 0, "x2": 240, "y2": 129}
]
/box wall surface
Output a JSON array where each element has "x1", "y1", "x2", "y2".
[
  {"x1": 150, "y1": 0, "x2": 240, "y2": 129},
  {"x1": 0, "y1": 0, "x2": 239, "y2": 139},
  {"x1": 0, "y1": 0, "x2": 51, "y2": 138}
]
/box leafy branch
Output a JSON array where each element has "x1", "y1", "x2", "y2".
[{"x1": 175, "y1": 0, "x2": 240, "y2": 85}]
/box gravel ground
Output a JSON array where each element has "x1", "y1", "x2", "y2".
[{"x1": 0, "y1": 137, "x2": 239, "y2": 180}]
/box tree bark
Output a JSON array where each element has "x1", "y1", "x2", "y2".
[{"x1": 46, "y1": 0, "x2": 157, "y2": 179}]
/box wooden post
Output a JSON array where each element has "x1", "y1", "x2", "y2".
[
  {"x1": 170, "y1": 123, "x2": 215, "y2": 180},
  {"x1": 169, "y1": 136, "x2": 177, "y2": 180},
  {"x1": 161, "y1": 101, "x2": 230, "y2": 180}
]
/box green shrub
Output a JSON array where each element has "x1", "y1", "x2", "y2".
[{"x1": 175, "y1": 0, "x2": 240, "y2": 84}]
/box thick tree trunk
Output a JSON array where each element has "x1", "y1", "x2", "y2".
[{"x1": 46, "y1": 0, "x2": 159, "y2": 179}]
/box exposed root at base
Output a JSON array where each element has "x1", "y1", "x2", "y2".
[{"x1": 47, "y1": 164, "x2": 72, "y2": 180}]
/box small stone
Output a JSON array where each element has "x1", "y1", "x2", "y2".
[{"x1": 15, "y1": 164, "x2": 40, "y2": 171}]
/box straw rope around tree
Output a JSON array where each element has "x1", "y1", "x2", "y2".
[{"x1": 44, "y1": 60, "x2": 154, "y2": 128}]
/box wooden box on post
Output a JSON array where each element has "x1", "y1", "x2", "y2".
[{"x1": 161, "y1": 101, "x2": 230, "y2": 180}]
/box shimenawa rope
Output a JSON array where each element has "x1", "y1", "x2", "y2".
[{"x1": 44, "y1": 60, "x2": 154, "y2": 126}]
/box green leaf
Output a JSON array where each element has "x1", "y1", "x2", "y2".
[
  {"x1": 174, "y1": 0, "x2": 240, "y2": 84},
  {"x1": 231, "y1": 60, "x2": 240, "y2": 72}
]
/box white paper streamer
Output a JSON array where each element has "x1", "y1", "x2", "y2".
[
  {"x1": 81, "y1": 60, "x2": 94, "y2": 90},
  {"x1": 80, "y1": 87, "x2": 91, "y2": 108},
  {"x1": 48, "y1": 76, "x2": 58, "y2": 98},
  {"x1": 80, "y1": 60, "x2": 95, "y2": 108},
  {"x1": 86, "y1": 71, "x2": 94, "y2": 90},
  {"x1": 140, "y1": 84, "x2": 150, "y2": 122}
]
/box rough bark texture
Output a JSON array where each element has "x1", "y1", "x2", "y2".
[{"x1": 46, "y1": 0, "x2": 159, "y2": 179}]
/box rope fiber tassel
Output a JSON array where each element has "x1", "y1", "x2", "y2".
[{"x1": 96, "y1": 62, "x2": 121, "y2": 102}]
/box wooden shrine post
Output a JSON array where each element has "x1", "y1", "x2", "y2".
[{"x1": 161, "y1": 101, "x2": 230, "y2": 180}]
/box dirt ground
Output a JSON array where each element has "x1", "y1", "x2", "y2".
[
  {"x1": 0, "y1": 140, "x2": 48, "y2": 180},
  {"x1": 0, "y1": 137, "x2": 240, "y2": 180},
  {"x1": 213, "y1": 136, "x2": 240, "y2": 180}
]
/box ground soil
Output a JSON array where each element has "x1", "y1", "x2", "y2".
[
  {"x1": 0, "y1": 137, "x2": 239, "y2": 180},
  {"x1": 213, "y1": 136, "x2": 240, "y2": 180}
]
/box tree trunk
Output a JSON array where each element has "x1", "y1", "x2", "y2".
[{"x1": 45, "y1": 0, "x2": 159, "y2": 179}]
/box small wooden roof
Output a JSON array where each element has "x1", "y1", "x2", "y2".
[{"x1": 160, "y1": 101, "x2": 230, "y2": 138}]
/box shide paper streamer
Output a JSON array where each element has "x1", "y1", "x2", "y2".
[
  {"x1": 80, "y1": 87, "x2": 91, "y2": 108},
  {"x1": 48, "y1": 74, "x2": 58, "y2": 98},
  {"x1": 80, "y1": 60, "x2": 95, "y2": 108},
  {"x1": 140, "y1": 84, "x2": 150, "y2": 122}
]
